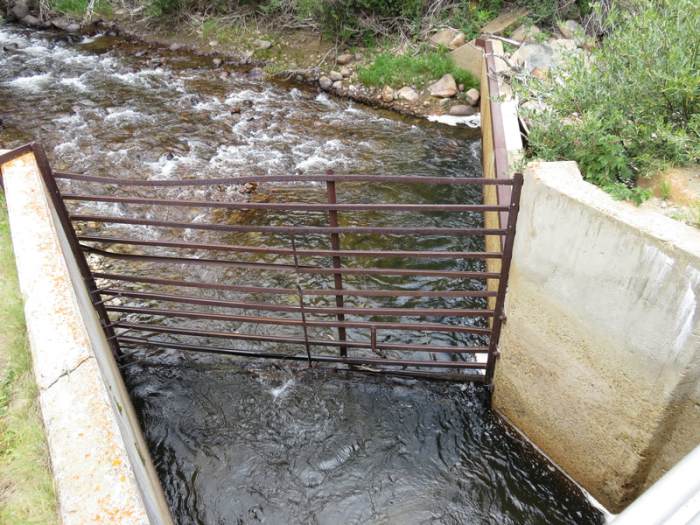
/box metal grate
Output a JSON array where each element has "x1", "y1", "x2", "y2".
[{"x1": 1, "y1": 143, "x2": 523, "y2": 386}]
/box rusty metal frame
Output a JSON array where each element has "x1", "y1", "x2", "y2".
[{"x1": 0, "y1": 142, "x2": 523, "y2": 387}]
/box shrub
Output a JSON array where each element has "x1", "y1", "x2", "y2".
[
  {"x1": 357, "y1": 49, "x2": 478, "y2": 89},
  {"x1": 522, "y1": 0, "x2": 700, "y2": 202}
]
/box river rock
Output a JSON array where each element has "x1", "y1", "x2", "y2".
[
  {"x1": 319, "y1": 76, "x2": 332, "y2": 90},
  {"x1": 21, "y1": 14, "x2": 41, "y2": 27},
  {"x1": 381, "y1": 85, "x2": 395, "y2": 103},
  {"x1": 254, "y1": 39, "x2": 272, "y2": 50},
  {"x1": 247, "y1": 67, "x2": 264, "y2": 80},
  {"x1": 511, "y1": 24, "x2": 541, "y2": 42},
  {"x1": 430, "y1": 28, "x2": 461, "y2": 48},
  {"x1": 339, "y1": 66, "x2": 352, "y2": 78},
  {"x1": 10, "y1": 0, "x2": 29, "y2": 20},
  {"x1": 428, "y1": 74, "x2": 457, "y2": 98},
  {"x1": 212, "y1": 57, "x2": 223, "y2": 67},
  {"x1": 168, "y1": 43, "x2": 181, "y2": 51},
  {"x1": 557, "y1": 19, "x2": 584, "y2": 40},
  {"x1": 337, "y1": 53, "x2": 353, "y2": 65},
  {"x1": 332, "y1": 80, "x2": 343, "y2": 91},
  {"x1": 396, "y1": 86, "x2": 419, "y2": 103},
  {"x1": 465, "y1": 88, "x2": 480, "y2": 106},
  {"x1": 449, "y1": 104, "x2": 477, "y2": 116},
  {"x1": 329, "y1": 70, "x2": 343, "y2": 82}
]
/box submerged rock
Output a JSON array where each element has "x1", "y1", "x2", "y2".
[{"x1": 429, "y1": 74, "x2": 457, "y2": 98}]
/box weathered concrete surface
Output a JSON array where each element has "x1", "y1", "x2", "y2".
[
  {"x1": 495, "y1": 161, "x2": 700, "y2": 512},
  {"x1": 0, "y1": 150, "x2": 172, "y2": 524}
]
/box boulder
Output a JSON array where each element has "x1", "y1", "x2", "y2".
[
  {"x1": 449, "y1": 105, "x2": 477, "y2": 116},
  {"x1": 329, "y1": 70, "x2": 343, "y2": 82},
  {"x1": 396, "y1": 86, "x2": 419, "y2": 103},
  {"x1": 510, "y1": 43, "x2": 555, "y2": 73},
  {"x1": 430, "y1": 28, "x2": 461, "y2": 48},
  {"x1": 511, "y1": 24, "x2": 541, "y2": 42},
  {"x1": 21, "y1": 14, "x2": 41, "y2": 27},
  {"x1": 448, "y1": 32, "x2": 466, "y2": 50},
  {"x1": 481, "y1": 8, "x2": 528, "y2": 35},
  {"x1": 465, "y1": 88, "x2": 480, "y2": 106},
  {"x1": 428, "y1": 74, "x2": 457, "y2": 98},
  {"x1": 10, "y1": 0, "x2": 29, "y2": 20},
  {"x1": 381, "y1": 85, "x2": 395, "y2": 103},
  {"x1": 319, "y1": 76, "x2": 332, "y2": 90},
  {"x1": 449, "y1": 41, "x2": 483, "y2": 80},
  {"x1": 557, "y1": 19, "x2": 584, "y2": 40},
  {"x1": 336, "y1": 53, "x2": 353, "y2": 65}
]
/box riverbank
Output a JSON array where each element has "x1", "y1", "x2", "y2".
[{"x1": 0, "y1": 195, "x2": 58, "y2": 525}]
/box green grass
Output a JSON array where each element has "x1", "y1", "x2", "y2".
[
  {"x1": 51, "y1": 0, "x2": 112, "y2": 17},
  {"x1": 357, "y1": 50, "x2": 478, "y2": 90},
  {"x1": 0, "y1": 195, "x2": 59, "y2": 525}
]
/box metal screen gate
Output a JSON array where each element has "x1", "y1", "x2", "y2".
[{"x1": 1, "y1": 143, "x2": 522, "y2": 387}]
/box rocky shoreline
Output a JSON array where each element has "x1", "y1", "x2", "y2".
[{"x1": 2, "y1": 1, "x2": 484, "y2": 124}]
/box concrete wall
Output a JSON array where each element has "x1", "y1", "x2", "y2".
[
  {"x1": 0, "y1": 150, "x2": 173, "y2": 525},
  {"x1": 494, "y1": 160, "x2": 700, "y2": 512}
]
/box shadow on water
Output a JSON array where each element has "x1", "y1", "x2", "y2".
[{"x1": 0, "y1": 23, "x2": 604, "y2": 524}]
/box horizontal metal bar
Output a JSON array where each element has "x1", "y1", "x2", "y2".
[
  {"x1": 93, "y1": 273, "x2": 497, "y2": 298},
  {"x1": 83, "y1": 247, "x2": 500, "y2": 279},
  {"x1": 326, "y1": 365, "x2": 485, "y2": 383},
  {"x1": 80, "y1": 235, "x2": 503, "y2": 260},
  {"x1": 116, "y1": 336, "x2": 487, "y2": 369},
  {"x1": 111, "y1": 322, "x2": 490, "y2": 353},
  {"x1": 98, "y1": 288, "x2": 494, "y2": 317},
  {"x1": 54, "y1": 172, "x2": 518, "y2": 187},
  {"x1": 106, "y1": 306, "x2": 491, "y2": 334},
  {"x1": 71, "y1": 214, "x2": 508, "y2": 236},
  {"x1": 63, "y1": 193, "x2": 509, "y2": 213}
]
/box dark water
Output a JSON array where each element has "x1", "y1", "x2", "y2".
[{"x1": 0, "y1": 24, "x2": 605, "y2": 524}]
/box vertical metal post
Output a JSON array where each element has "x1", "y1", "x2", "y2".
[
  {"x1": 30, "y1": 143, "x2": 122, "y2": 358},
  {"x1": 290, "y1": 235, "x2": 312, "y2": 366},
  {"x1": 325, "y1": 171, "x2": 347, "y2": 356},
  {"x1": 485, "y1": 173, "x2": 523, "y2": 388}
]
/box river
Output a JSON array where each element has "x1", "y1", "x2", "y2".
[{"x1": 0, "y1": 23, "x2": 604, "y2": 524}]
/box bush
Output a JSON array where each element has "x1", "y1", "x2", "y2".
[
  {"x1": 522, "y1": 0, "x2": 700, "y2": 202},
  {"x1": 357, "y1": 49, "x2": 478, "y2": 89}
]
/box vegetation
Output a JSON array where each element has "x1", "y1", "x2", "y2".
[
  {"x1": 521, "y1": 0, "x2": 699, "y2": 203},
  {"x1": 0, "y1": 196, "x2": 58, "y2": 525},
  {"x1": 49, "y1": 0, "x2": 112, "y2": 17},
  {"x1": 357, "y1": 48, "x2": 477, "y2": 89}
]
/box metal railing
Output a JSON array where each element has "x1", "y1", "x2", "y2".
[{"x1": 0, "y1": 143, "x2": 523, "y2": 386}]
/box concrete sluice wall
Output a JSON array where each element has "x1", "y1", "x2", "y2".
[
  {"x1": 0, "y1": 150, "x2": 172, "y2": 525},
  {"x1": 479, "y1": 39, "x2": 700, "y2": 514}
]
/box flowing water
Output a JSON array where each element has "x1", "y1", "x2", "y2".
[{"x1": 0, "y1": 24, "x2": 605, "y2": 524}]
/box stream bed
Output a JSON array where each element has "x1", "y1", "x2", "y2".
[{"x1": 0, "y1": 23, "x2": 605, "y2": 524}]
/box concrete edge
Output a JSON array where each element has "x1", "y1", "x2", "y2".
[
  {"x1": 526, "y1": 160, "x2": 700, "y2": 259},
  {"x1": 0, "y1": 151, "x2": 173, "y2": 525}
]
